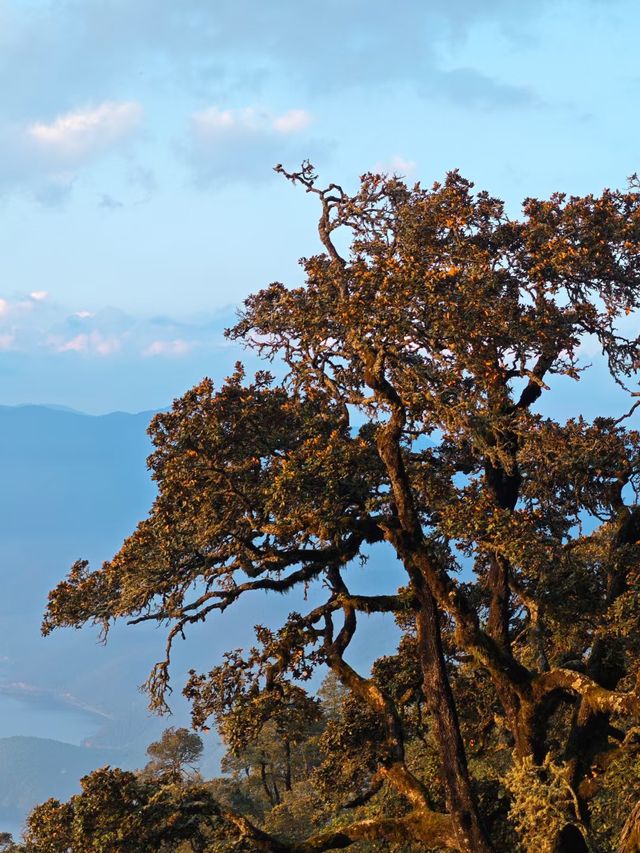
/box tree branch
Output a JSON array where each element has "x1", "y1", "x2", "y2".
[
  {"x1": 509, "y1": 352, "x2": 555, "y2": 411},
  {"x1": 128, "y1": 524, "x2": 385, "y2": 628},
  {"x1": 294, "y1": 810, "x2": 455, "y2": 851},
  {"x1": 341, "y1": 770, "x2": 384, "y2": 809},
  {"x1": 222, "y1": 806, "x2": 456, "y2": 852},
  {"x1": 533, "y1": 668, "x2": 640, "y2": 716}
]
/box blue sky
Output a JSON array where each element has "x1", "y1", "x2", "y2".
[{"x1": 1, "y1": 0, "x2": 640, "y2": 412}]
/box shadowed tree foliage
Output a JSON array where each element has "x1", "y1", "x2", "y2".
[
  {"x1": 43, "y1": 164, "x2": 640, "y2": 851},
  {"x1": 142, "y1": 727, "x2": 204, "y2": 783},
  {"x1": 215, "y1": 685, "x2": 323, "y2": 811},
  {"x1": 0, "y1": 833, "x2": 19, "y2": 852},
  {"x1": 21, "y1": 767, "x2": 243, "y2": 853}
]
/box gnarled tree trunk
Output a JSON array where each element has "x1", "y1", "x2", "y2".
[{"x1": 416, "y1": 579, "x2": 493, "y2": 853}]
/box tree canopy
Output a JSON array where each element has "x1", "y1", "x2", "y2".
[
  {"x1": 43, "y1": 164, "x2": 640, "y2": 851},
  {"x1": 142, "y1": 727, "x2": 204, "y2": 783},
  {"x1": 21, "y1": 766, "x2": 245, "y2": 853}
]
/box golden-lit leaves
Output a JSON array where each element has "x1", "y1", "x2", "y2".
[
  {"x1": 23, "y1": 768, "x2": 228, "y2": 852},
  {"x1": 44, "y1": 369, "x2": 383, "y2": 635}
]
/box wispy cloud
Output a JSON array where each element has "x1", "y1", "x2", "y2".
[
  {"x1": 0, "y1": 300, "x2": 248, "y2": 413},
  {"x1": 192, "y1": 106, "x2": 313, "y2": 137},
  {"x1": 49, "y1": 332, "x2": 121, "y2": 356},
  {"x1": 0, "y1": 680, "x2": 113, "y2": 721},
  {"x1": 0, "y1": 292, "x2": 52, "y2": 322},
  {"x1": 0, "y1": 295, "x2": 231, "y2": 359},
  {"x1": 429, "y1": 67, "x2": 540, "y2": 109},
  {"x1": 374, "y1": 155, "x2": 417, "y2": 178},
  {"x1": 143, "y1": 338, "x2": 193, "y2": 357},
  {"x1": 27, "y1": 102, "x2": 142, "y2": 161},
  {"x1": 0, "y1": 1, "x2": 562, "y2": 113},
  {"x1": 0, "y1": 101, "x2": 143, "y2": 201},
  {"x1": 272, "y1": 109, "x2": 313, "y2": 133},
  {"x1": 185, "y1": 105, "x2": 317, "y2": 185}
]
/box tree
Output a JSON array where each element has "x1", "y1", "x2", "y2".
[
  {"x1": 142, "y1": 727, "x2": 204, "y2": 783},
  {"x1": 43, "y1": 164, "x2": 640, "y2": 851},
  {"x1": 218, "y1": 697, "x2": 322, "y2": 811},
  {"x1": 217, "y1": 695, "x2": 326, "y2": 843},
  {"x1": 22, "y1": 766, "x2": 243, "y2": 853},
  {"x1": 0, "y1": 833, "x2": 20, "y2": 853}
]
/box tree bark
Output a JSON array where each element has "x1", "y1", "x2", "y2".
[
  {"x1": 566, "y1": 507, "x2": 638, "y2": 817},
  {"x1": 222, "y1": 806, "x2": 457, "y2": 851},
  {"x1": 366, "y1": 372, "x2": 493, "y2": 852},
  {"x1": 618, "y1": 798, "x2": 640, "y2": 853},
  {"x1": 283, "y1": 736, "x2": 292, "y2": 792},
  {"x1": 415, "y1": 578, "x2": 493, "y2": 853},
  {"x1": 552, "y1": 824, "x2": 590, "y2": 853},
  {"x1": 487, "y1": 554, "x2": 511, "y2": 653},
  {"x1": 260, "y1": 760, "x2": 279, "y2": 807}
]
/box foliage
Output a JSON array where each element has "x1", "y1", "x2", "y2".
[
  {"x1": 22, "y1": 767, "x2": 231, "y2": 852},
  {"x1": 504, "y1": 757, "x2": 584, "y2": 853},
  {"x1": 588, "y1": 743, "x2": 640, "y2": 852},
  {"x1": 40, "y1": 165, "x2": 640, "y2": 851},
  {"x1": 142, "y1": 727, "x2": 204, "y2": 783},
  {"x1": 0, "y1": 833, "x2": 20, "y2": 853}
]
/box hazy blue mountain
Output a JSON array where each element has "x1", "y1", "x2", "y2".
[
  {"x1": 0, "y1": 405, "x2": 190, "y2": 834},
  {"x1": 0, "y1": 735, "x2": 136, "y2": 838},
  {"x1": 0, "y1": 404, "x2": 160, "y2": 733}
]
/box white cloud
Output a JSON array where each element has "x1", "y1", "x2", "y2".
[
  {"x1": 0, "y1": 101, "x2": 143, "y2": 200},
  {"x1": 193, "y1": 107, "x2": 243, "y2": 133},
  {"x1": 273, "y1": 110, "x2": 313, "y2": 133},
  {"x1": 0, "y1": 297, "x2": 29, "y2": 317},
  {"x1": 143, "y1": 338, "x2": 192, "y2": 357},
  {"x1": 374, "y1": 155, "x2": 417, "y2": 178},
  {"x1": 27, "y1": 102, "x2": 142, "y2": 162},
  {"x1": 192, "y1": 106, "x2": 312, "y2": 139},
  {"x1": 56, "y1": 334, "x2": 87, "y2": 353},
  {"x1": 0, "y1": 293, "x2": 53, "y2": 319},
  {"x1": 93, "y1": 335, "x2": 121, "y2": 356},
  {"x1": 186, "y1": 105, "x2": 317, "y2": 185},
  {"x1": 51, "y1": 331, "x2": 121, "y2": 356},
  {"x1": 271, "y1": 109, "x2": 313, "y2": 134},
  {"x1": 1, "y1": 300, "x2": 231, "y2": 363}
]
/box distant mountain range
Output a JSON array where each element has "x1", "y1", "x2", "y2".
[
  {"x1": 0, "y1": 405, "x2": 187, "y2": 835},
  {"x1": 0, "y1": 403, "x2": 160, "y2": 730},
  {"x1": 0, "y1": 735, "x2": 135, "y2": 839}
]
